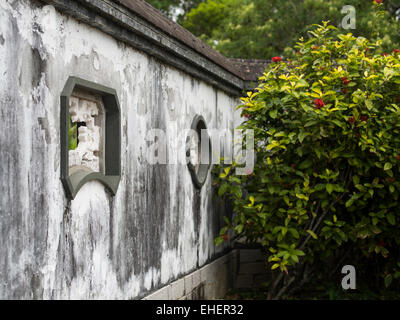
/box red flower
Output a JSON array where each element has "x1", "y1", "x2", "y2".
[
  {"x1": 373, "y1": 0, "x2": 382, "y2": 4},
  {"x1": 242, "y1": 113, "x2": 249, "y2": 119},
  {"x1": 377, "y1": 240, "x2": 386, "y2": 247},
  {"x1": 340, "y1": 76, "x2": 351, "y2": 85},
  {"x1": 222, "y1": 234, "x2": 229, "y2": 241},
  {"x1": 361, "y1": 115, "x2": 368, "y2": 122},
  {"x1": 381, "y1": 52, "x2": 388, "y2": 56},
  {"x1": 393, "y1": 49, "x2": 400, "y2": 54},
  {"x1": 314, "y1": 98, "x2": 325, "y2": 109},
  {"x1": 396, "y1": 155, "x2": 400, "y2": 161},
  {"x1": 297, "y1": 51, "x2": 301, "y2": 55},
  {"x1": 271, "y1": 56, "x2": 283, "y2": 62},
  {"x1": 348, "y1": 116, "x2": 356, "y2": 124}
]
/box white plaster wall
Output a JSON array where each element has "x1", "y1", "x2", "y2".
[{"x1": 0, "y1": 0, "x2": 241, "y2": 299}]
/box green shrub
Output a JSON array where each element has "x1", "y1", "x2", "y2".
[{"x1": 215, "y1": 21, "x2": 400, "y2": 299}]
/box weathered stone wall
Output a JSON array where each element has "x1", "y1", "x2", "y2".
[
  {"x1": 234, "y1": 247, "x2": 269, "y2": 290},
  {"x1": 0, "y1": 0, "x2": 241, "y2": 299},
  {"x1": 142, "y1": 246, "x2": 270, "y2": 300},
  {"x1": 144, "y1": 251, "x2": 238, "y2": 300}
]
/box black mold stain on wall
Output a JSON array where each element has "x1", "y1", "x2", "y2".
[
  {"x1": 0, "y1": 16, "x2": 23, "y2": 298},
  {"x1": 192, "y1": 189, "x2": 201, "y2": 267},
  {"x1": 116, "y1": 59, "x2": 171, "y2": 290},
  {"x1": 144, "y1": 61, "x2": 170, "y2": 274},
  {"x1": 54, "y1": 203, "x2": 77, "y2": 298},
  {"x1": 28, "y1": 13, "x2": 50, "y2": 299},
  {"x1": 0, "y1": 11, "x2": 50, "y2": 298}
]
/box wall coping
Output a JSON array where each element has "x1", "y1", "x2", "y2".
[{"x1": 41, "y1": 0, "x2": 260, "y2": 96}]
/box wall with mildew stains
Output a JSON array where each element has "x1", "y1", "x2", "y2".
[{"x1": 0, "y1": 0, "x2": 240, "y2": 299}]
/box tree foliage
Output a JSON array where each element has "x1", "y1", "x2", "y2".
[
  {"x1": 182, "y1": 0, "x2": 400, "y2": 59},
  {"x1": 145, "y1": 0, "x2": 204, "y2": 21},
  {"x1": 214, "y1": 12, "x2": 400, "y2": 298},
  {"x1": 145, "y1": 0, "x2": 180, "y2": 16}
]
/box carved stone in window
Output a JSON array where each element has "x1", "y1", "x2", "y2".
[{"x1": 68, "y1": 92, "x2": 103, "y2": 174}]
